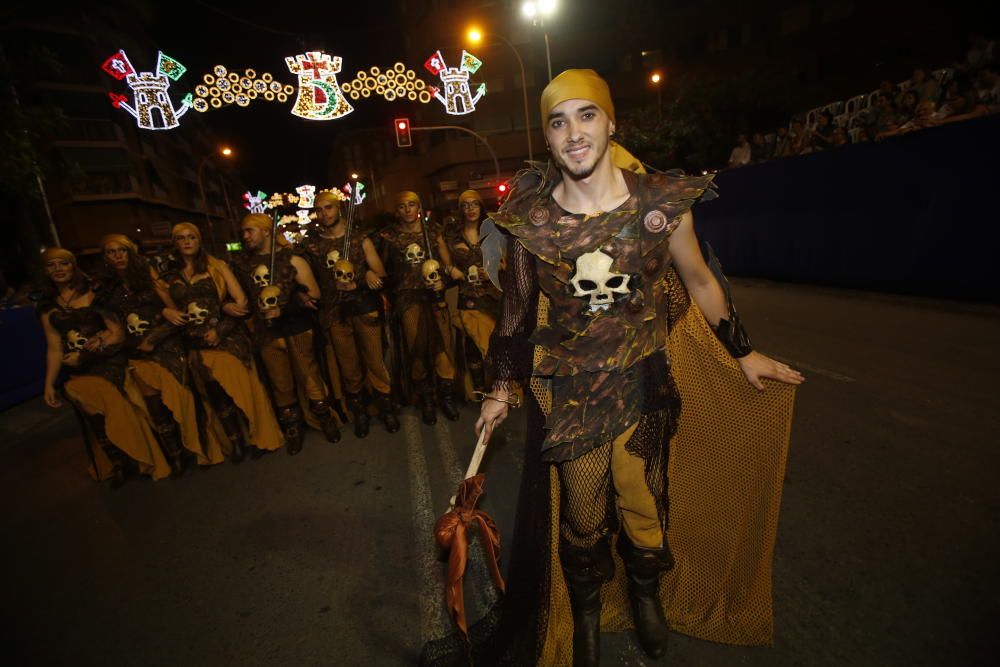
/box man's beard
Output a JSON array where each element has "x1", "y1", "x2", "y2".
[{"x1": 554, "y1": 138, "x2": 608, "y2": 181}]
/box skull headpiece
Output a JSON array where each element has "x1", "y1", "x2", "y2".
[
  {"x1": 467, "y1": 265, "x2": 482, "y2": 287},
  {"x1": 66, "y1": 330, "x2": 88, "y2": 351},
  {"x1": 325, "y1": 249, "x2": 341, "y2": 270},
  {"x1": 569, "y1": 250, "x2": 631, "y2": 312},
  {"x1": 404, "y1": 243, "x2": 426, "y2": 265},
  {"x1": 186, "y1": 302, "x2": 209, "y2": 326},
  {"x1": 252, "y1": 264, "x2": 271, "y2": 287},
  {"x1": 258, "y1": 285, "x2": 281, "y2": 312},
  {"x1": 126, "y1": 313, "x2": 150, "y2": 336},
  {"x1": 422, "y1": 258, "x2": 442, "y2": 289}
]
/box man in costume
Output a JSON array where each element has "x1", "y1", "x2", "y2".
[
  {"x1": 462, "y1": 70, "x2": 803, "y2": 666},
  {"x1": 444, "y1": 189, "x2": 502, "y2": 395},
  {"x1": 232, "y1": 213, "x2": 341, "y2": 455},
  {"x1": 303, "y1": 190, "x2": 399, "y2": 436},
  {"x1": 378, "y1": 191, "x2": 463, "y2": 425}
]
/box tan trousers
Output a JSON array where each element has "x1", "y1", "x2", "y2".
[
  {"x1": 401, "y1": 301, "x2": 455, "y2": 381},
  {"x1": 557, "y1": 423, "x2": 663, "y2": 549},
  {"x1": 327, "y1": 311, "x2": 391, "y2": 395},
  {"x1": 258, "y1": 330, "x2": 328, "y2": 406}
]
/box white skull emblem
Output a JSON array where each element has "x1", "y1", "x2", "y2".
[
  {"x1": 569, "y1": 250, "x2": 631, "y2": 312},
  {"x1": 126, "y1": 313, "x2": 150, "y2": 336},
  {"x1": 422, "y1": 258, "x2": 442, "y2": 289},
  {"x1": 325, "y1": 249, "x2": 341, "y2": 270},
  {"x1": 404, "y1": 243, "x2": 426, "y2": 265},
  {"x1": 252, "y1": 264, "x2": 271, "y2": 287},
  {"x1": 66, "y1": 329, "x2": 88, "y2": 351},
  {"x1": 258, "y1": 285, "x2": 281, "y2": 312},
  {"x1": 467, "y1": 265, "x2": 482, "y2": 287},
  {"x1": 186, "y1": 302, "x2": 209, "y2": 326}
]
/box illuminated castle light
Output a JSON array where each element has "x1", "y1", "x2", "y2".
[
  {"x1": 102, "y1": 50, "x2": 191, "y2": 130},
  {"x1": 285, "y1": 51, "x2": 354, "y2": 120}
]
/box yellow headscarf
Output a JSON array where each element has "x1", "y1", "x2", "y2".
[
  {"x1": 459, "y1": 189, "x2": 483, "y2": 204},
  {"x1": 540, "y1": 68, "x2": 646, "y2": 174},
  {"x1": 99, "y1": 233, "x2": 139, "y2": 254},
  {"x1": 41, "y1": 247, "x2": 76, "y2": 265},
  {"x1": 241, "y1": 213, "x2": 273, "y2": 233},
  {"x1": 171, "y1": 222, "x2": 202, "y2": 240},
  {"x1": 315, "y1": 190, "x2": 346, "y2": 206},
  {"x1": 395, "y1": 190, "x2": 422, "y2": 208}
]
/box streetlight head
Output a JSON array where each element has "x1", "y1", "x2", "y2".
[
  {"x1": 221, "y1": 147, "x2": 233, "y2": 156},
  {"x1": 539, "y1": 0, "x2": 557, "y2": 16},
  {"x1": 651, "y1": 73, "x2": 662, "y2": 84},
  {"x1": 522, "y1": 2, "x2": 537, "y2": 19},
  {"x1": 467, "y1": 27, "x2": 482, "y2": 44},
  {"x1": 350, "y1": 173, "x2": 359, "y2": 180}
]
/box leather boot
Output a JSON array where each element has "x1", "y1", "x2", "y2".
[
  {"x1": 207, "y1": 383, "x2": 245, "y2": 463},
  {"x1": 310, "y1": 398, "x2": 343, "y2": 443},
  {"x1": 89, "y1": 413, "x2": 130, "y2": 488},
  {"x1": 278, "y1": 404, "x2": 305, "y2": 456},
  {"x1": 437, "y1": 378, "x2": 460, "y2": 422},
  {"x1": 375, "y1": 392, "x2": 400, "y2": 433},
  {"x1": 145, "y1": 395, "x2": 187, "y2": 478},
  {"x1": 616, "y1": 532, "x2": 674, "y2": 659},
  {"x1": 468, "y1": 360, "x2": 487, "y2": 394},
  {"x1": 560, "y1": 538, "x2": 614, "y2": 667},
  {"x1": 419, "y1": 380, "x2": 436, "y2": 425},
  {"x1": 345, "y1": 393, "x2": 369, "y2": 439}
]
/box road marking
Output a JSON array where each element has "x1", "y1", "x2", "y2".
[
  {"x1": 771, "y1": 355, "x2": 856, "y2": 383},
  {"x1": 402, "y1": 413, "x2": 450, "y2": 643}
]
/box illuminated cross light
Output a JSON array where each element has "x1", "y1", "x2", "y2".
[
  {"x1": 295, "y1": 185, "x2": 317, "y2": 208},
  {"x1": 285, "y1": 51, "x2": 354, "y2": 120},
  {"x1": 424, "y1": 50, "x2": 486, "y2": 115},
  {"x1": 192, "y1": 65, "x2": 292, "y2": 113},
  {"x1": 101, "y1": 49, "x2": 191, "y2": 130},
  {"x1": 340, "y1": 62, "x2": 433, "y2": 104}
]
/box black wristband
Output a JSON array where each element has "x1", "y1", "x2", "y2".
[{"x1": 714, "y1": 314, "x2": 753, "y2": 358}]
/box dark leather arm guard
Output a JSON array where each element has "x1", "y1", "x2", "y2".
[{"x1": 704, "y1": 242, "x2": 753, "y2": 358}]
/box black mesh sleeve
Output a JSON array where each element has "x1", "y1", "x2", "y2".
[{"x1": 487, "y1": 235, "x2": 538, "y2": 393}]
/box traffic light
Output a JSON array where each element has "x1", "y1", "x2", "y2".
[
  {"x1": 497, "y1": 182, "x2": 508, "y2": 198},
  {"x1": 394, "y1": 118, "x2": 412, "y2": 148}
]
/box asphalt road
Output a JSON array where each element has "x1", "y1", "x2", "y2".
[{"x1": 1, "y1": 279, "x2": 997, "y2": 666}]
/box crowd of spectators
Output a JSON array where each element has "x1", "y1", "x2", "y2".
[{"x1": 728, "y1": 34, "x2": 998, "y2": 168}]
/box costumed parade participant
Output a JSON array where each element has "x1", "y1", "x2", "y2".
[
  {"x1": 303, "y1": 190, "x2": 399, "y2": 437},
  {"x1": 232, "y1": 213, "x2": 341, "y2": 454},
  {"x1": 378, "y1": 191, "x2": 462, "y2": 425},
  {"x1": 160, "y1": 223, "x2": 283, "y2": 461},
  {"x1": 98, "y1": 234, "x2": 224, "y2": 476},
  {"x1": 421, "y1": 70, "x2": 803, "y2": 667},
  {"x1": 445, "y1": 189, "x2": 502, "y2": 394},
  {"x1": 38, "y1": 248, "x2": 170, "y2": 486}
]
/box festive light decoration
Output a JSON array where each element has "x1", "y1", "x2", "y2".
[
  {"x1": 285, "y1": 51, "x2": 353, "y2": 120},
  {"x1": 243, "y1": 191, "x2": 270, "y2": 214},
  {"x1": 342, "y1": 181, "x2": 366, "y2": 206},
  {"x1": 295, "y1": 185, "x2": 316, "y2": 208},
  {"x1": 101, "y1": 49, "x2": 191, "y2": 130},
  {"x1": 295, "y1": 210, "x2": 313, "y2": 226},
  {"x1": 192, "y1": 65, "x2": 292, "y2": 114},
  {"x1": 340, "y1": 62, "x2": 433, "y2": 104},
  {"x1": 425, "y1": 50, "x2": 486, "y2": 115}
]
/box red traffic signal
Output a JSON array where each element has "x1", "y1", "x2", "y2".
[
  {"x1": 394, "y1": 118, "x2": 412, "y2": 148},
  {"x1": 496, "y1": 182, "x2": 508, "y2": 197}
]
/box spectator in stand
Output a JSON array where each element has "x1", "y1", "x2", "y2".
[
  {"x1": 811, "y1": 111, "x2": 835, "y2": 150},
  {"x1": 831, "y1": 126, "x2": 849, "y2": 147},
  {"x1": 877, "y1": 100, "x2": 938, "y2": 140},
  {"x1": 896, "y1": 90, "x2": 919, "y2": 125},
  {"x1": 750, "y1": 132, "x2": 773, "y2": 164},
  {"x1": 870, "y1": 94, "x2": 899, "y2": 135},
  {"x1": 973, "y1": 68, "x2": 999, "y2": 110},
  {"x1": 727, "y1": 134, "x2": 752, "y2": 168},
  {"x1": 772, "y1": 126, "x2": 790, "y2": 158},
  {"x1": 788, "y1": 117, "x2": 813, "y2": 155},
  {"x1": 908, "y1": 68, "x2": 941, "y2": 105},
  {"x1": 935, "y1": 90, "x2": 990, "y2": 125}
]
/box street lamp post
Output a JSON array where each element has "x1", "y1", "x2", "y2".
[
  {"x1": 468, "y1": 27, "x2": 534, "y2": 162},
  {"x1": 522, "y1": 0, "x2": 558, "y2": 82},
  {"x1": 651, "y1": 72, "x2": 663, "y2": 121},
  {"x1": 196, "y1": 147, "x2": 235, "y2": 252}
]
